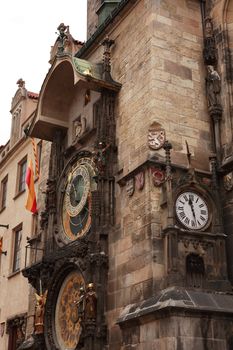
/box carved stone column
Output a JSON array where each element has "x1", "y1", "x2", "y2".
[
  {"x1": 209, "y1": 106, "x2": 223, "y2": 160},
  {"x1": 163, "y1": 141, "x2": 174, "y2": 227}
]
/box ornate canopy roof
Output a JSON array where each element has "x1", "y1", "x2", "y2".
[{"x1": 30, "y1": 53, "x2": 121, "y2": 141}]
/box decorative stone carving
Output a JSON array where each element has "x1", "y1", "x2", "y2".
[
  {"x1": 102, "y1": 36, "x2": 115, "y2": 81},
  {"x1": 50, "y1": 24, "x2": 83, "y2": 62},
  {"x1": 17, "y1": 78, "x2": 25, "y2": 88},
  {"x1": 72, "y1": 116, "x2": 87, "y2": 142},
  {"x1": 203, "y1": 17, "x2": 217, "y2": 65},
  {"x1": 206, "y1": 65, "x2": 221, "y2": 108},
  {"x1": 126, "y1": 178, "x2": 135, "y2": 197},
  {"x1": 92, "y1": 142, "x2": 110, "y2": 176},
  {"x1": 163, "y1": 141, "x2": 174, "y2": 226},
  {"x1": 46, "y1": 177, "x2": 57, "y2": 214},
  {"x1": 135, "y1": 171, "x2": 145, "y2": 191},
  {"x1": 148, "y1": 125, "x2": 166, "y2": 150},
  {"x1": 223, "y1": 172, "x2": 233, "y2": 191},
  {"x1": 151, "y1": 168, "x2": 165, "y2": 187},
  {"x1": 56, "y1": 23, "x2": 69, "y2": 54}
]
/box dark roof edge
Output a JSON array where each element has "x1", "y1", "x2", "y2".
[{"x1": 75, "y1": 0, "x2": 137, "y2": 58}]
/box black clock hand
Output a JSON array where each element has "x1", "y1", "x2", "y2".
[{"x1": 188, "y1": 198, "x2": 197, "y2": 225}]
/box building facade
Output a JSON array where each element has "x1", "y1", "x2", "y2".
[
  {"x1": 0, "y1": 80, "x2": 42, "y2": 350},
  {"x1": 20, "y1": 0, "x2": 233, "y2": 349}
]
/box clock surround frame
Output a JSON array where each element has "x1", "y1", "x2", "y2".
[{"x1": 174, "y1": 187, "x2": 212, "y2": 232}]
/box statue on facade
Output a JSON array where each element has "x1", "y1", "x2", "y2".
[
  {"x1": 57, "y1": 23, "x2": 69, "y2": 54},
  {"x1": 84, "y1": 283, "x2": 97, "y2": 322},
  {"x1": 206, "y1": 65, "x2": 221, "y2": 108},
  {"x1": 34, "y1": 290, "x2": 48, "y2": 334},
  {"x1": 203, "y1": 17, "x2": 217, "y2": 65},
  {"x1": 74, "y1": 286, "x2": 85, "y2": 323},
  {"x1": 16, "y1": 78, "x2": 25, "y2": 88},
  {"x1": 92, "y1": 142, "x2": 110, "y2": 176},
  {"x1": 72, "y1": 116, "x2": 87, "y2": 144}
]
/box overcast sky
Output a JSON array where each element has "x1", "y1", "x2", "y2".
[{"x1": 0, "y1": 0, "x2": 87, "y2": 145}]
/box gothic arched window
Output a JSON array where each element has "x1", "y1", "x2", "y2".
[{"x1": 186, "y1": 253, "x2": 205, "y2": 288}]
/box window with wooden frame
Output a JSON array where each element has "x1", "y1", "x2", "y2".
[
  {"x1": 7, "y1": 315, "x2": 26, "y2": 350},
  {"x1": 0, "y1": 175, "x2": 8, "y2": 211},
  {"x1": 12, "y1": 224, "x2": 22, "y2": 273},
  {"x1": 7, "y1": 325, "x2": 17, "y2": 350},
  {"x1": 17, "y1": 157, "x2": 27, "y2": 194},
  {"x1": 93, "y1": 99, "x2": 101, "y2": 130}
]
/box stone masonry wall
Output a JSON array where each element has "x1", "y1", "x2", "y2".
[
  {"x1": 210, "y1": 0, "x2": 233, "y2": 282},
  {"x1": 120, "y1": 314, "x2": 233, "y2": 350},
  {"x1": 87, "y1": 0, "x2": 101, "y2": 39},
  {"x1": 97, "y1": 0, "x2": 213, "y2": 348}
]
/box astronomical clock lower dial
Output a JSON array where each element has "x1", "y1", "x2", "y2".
[
  {"x1": 175, "y1": 191, "x2": 210, "y2": 230},
  {"x1": 55, "y1": 271, "x2": 85, "y2": 350},
  {"x1": 61, "y1": 158, "x2": 96, "y2": 242}
]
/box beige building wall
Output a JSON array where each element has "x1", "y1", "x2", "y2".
[{"x1": 0, "y1": 83, "x2": 41, "y2": 349}]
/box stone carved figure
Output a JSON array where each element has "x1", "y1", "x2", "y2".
[
  {"x1": 16, "y1": 78, "x2": 25, "y2": 88},
  {"x1": 203, "y1": 17, "x2": 217, "y2": 65},
  {"x1": 74, "y1": 119, "x2": 83, "y2": 138},
  {"x1": 84, "y1": 283, "x2": 97, "y2": 322},
  {"x1": 206, "y1": 65, "x2": 221, "y2": 107},
  {"x1": 92, "y1": 142, "x2": 110, "y2": 176},
  {"x1": 57, "y1": 23, "x2": 69, "y2": 54},
  {"x1": 34, "y1": 290, "x2": 48, "y2": 334},
  {"x1": 74, "y1": 286, "x2": 85, "y2": 323},
  {"x1": 73, "y1": 117, "x2": 87, "y2": 143},
  {"x1": 204, "y1": 17, "x2": 213, "y2": 38}
]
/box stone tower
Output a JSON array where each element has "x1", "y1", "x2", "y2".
[{"x1": 23, "y1": 0, "x2": 233, "y2": 349}]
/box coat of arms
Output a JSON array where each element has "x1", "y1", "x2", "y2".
[
  {"x1": 126, "y1": 178, "x2": 135, "y2": 197},
  {"x1": 223, "y1": 172, "x2": 233, "y2": 191},
  {"x1": 148, "y1": 127, "x2": 166, "y2": 150},
  {"x1": 135, "y1": 171, "x2": 145, "y2": 191},
  {"x1": 151, "y1": 168, "x2": 165, "y2": 187}
]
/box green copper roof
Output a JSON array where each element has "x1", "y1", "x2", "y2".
[{"x1": 72, "y1": 57, "x2": 102, "y2": 81}]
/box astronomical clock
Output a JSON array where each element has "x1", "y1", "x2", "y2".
[
  {"x1": 22, "y1": 31, "x2": 121, "y2": 350},
  {"x1": 56, "y1": 156, "x2": 97, "y2": 246}
]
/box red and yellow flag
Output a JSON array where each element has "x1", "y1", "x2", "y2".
[
  {"x1": 25, "y1": 159, "x2": 37, "y2": 213},
  {"x1": 31, "y1": 137, "x2": 40, "y2": 178}
]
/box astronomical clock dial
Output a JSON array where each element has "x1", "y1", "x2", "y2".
[
  {"x1": 175, "y1": 191, "x2": 209, "y2": 230},
  {"x1": 64, "y1": 165, "x2": 90, "y2": 218},
  {"x1": 55, "y1": 271, "x2": 85, "y2": 350},
  {"x1": 61, "y1": 158, "x2": 96, "y2": 242}
]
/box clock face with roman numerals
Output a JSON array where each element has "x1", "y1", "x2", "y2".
[{"x1": 175, "y1": 191, "x2": 209, "y2": 230}]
